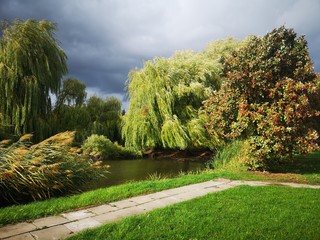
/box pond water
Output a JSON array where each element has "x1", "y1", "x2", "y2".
[{"x1": 87, "y1": 158, "x2": 207, "y2": 189}]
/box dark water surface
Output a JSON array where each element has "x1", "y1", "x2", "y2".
[{"x1": 88, "y1": 158, "x2": 206, "y2": 189}]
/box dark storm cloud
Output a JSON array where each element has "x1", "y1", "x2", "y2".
[{"x1": 1, "y1": 0, "x2": 320, "y2": 103}]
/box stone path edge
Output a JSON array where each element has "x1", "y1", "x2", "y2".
[{"x1": 0, "y1": 178, "x2": 319, "y2": 240}]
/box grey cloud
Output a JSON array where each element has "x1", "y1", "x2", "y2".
[{"x1": 1, "y1": 0, "x2": 319, "y2": 104}]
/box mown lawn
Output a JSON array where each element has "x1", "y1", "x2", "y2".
[
  {"x1": 0, "y1": 151, "x2": 319, "y2": 226},
  {"x1": 0, "y1": 171, "x2": 216, "y2": 226},
  {"x1": 267, "y1": 151, "x2": 320, "y2": 184},
  {"x1": 68, "y1": 186, "x2": 320, "y2": 240}
]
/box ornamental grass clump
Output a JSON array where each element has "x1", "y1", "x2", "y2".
[
  {"x1": 207, "y1": 140, "x2": 254, "y2": 170},
  {"x1": 0, "y1": 131, "x2": 109, "y2": 205}
]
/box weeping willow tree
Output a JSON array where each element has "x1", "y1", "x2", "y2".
[
  {"x1": 0, "y1": 19, "x2": 67, "y2": 139},
  {"x1": 123, "y1": 38, "x2": 245, "y2": 150}
]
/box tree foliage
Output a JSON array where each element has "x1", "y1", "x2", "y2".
[
  {"x1": 57, "y1": 78, "x2": 87, "y2": 107},
  {"x1": 123, "y1": 38, "x2": 244, "y2": 150},
  {"x1": 82, "y1": 134, "x2": 141, "y2": 160},
  {"x1": 204, "y1": 26, "x2": 320, "y2": 169},
  {"x1": 52, "y1": 95, "x2": 123, "y2": 143},
  {"x1": 0, "y1": 19, "x2": 67, "y2": 137},
  {"x1": 86, "y1": 96, "x2": 122, "y2": 142},
  {"x1": 54, "y1": 105, "x2": 91, "y2": 133}
]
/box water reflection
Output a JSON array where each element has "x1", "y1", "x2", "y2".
[{"x1": 88, "y1": 158, "x2": 206, "y2": 189}]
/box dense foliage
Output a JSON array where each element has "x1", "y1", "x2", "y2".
[
  {"x1": 82, "y1": 134, "x2": 141, "y2": 160},
  {"x1": 204, "y1": 26, "x2": 320, "y2": 169},
  {"x1": 85, "y1": 96, "x2": 122, "y2": 142},
  {"x1": 0, "y1": 19, "x2": 67, "y2": 139},
  {"x1": 56, "y1": 78, "x2": 87, "y2": 107},
  {"x1": 206, "y1": 140, "x2": 253, "y2": 170},
  {"x1": 53, "y1": 84, "x2": 123, "y2": 144},
  {"x1": 123, "y1": 39, "x2": 244, "y2": 150},
  {"x1": 0, "y1": 132, "x2": 108, "y2": 205},
  {"x1": 0, "y1": 20, "x2": 123, "y2": 144}
]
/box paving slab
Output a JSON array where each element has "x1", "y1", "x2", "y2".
[
  {"x1": 5, "y1": 233, "x2": 35, "y2": 240},
  {"x1": 214, "y1": 183, "x2": 238, "y2": 190},
  {"x1": 241, "y1": 181, "x2": 269, "y2": 186},
  {"x1": 137, "y1": 199, "x2": 168, "y2": 211},
  {"x1": 223, "y1": 181, "x2": 245, "y2": 187},
  {"x1": 190, "y1": 180, "x2": 229, "y2": 189},
  {"x1": 148, "y1": 191, "x2": 171, "y2": 199},
  {"x1": 93, "y1": 207, "x2": 145, "y2": 224},
  {"x1": 87, "y1": 204, "x2": 118, "y2": 215},
  {"x1": 62, "y1": 210, "x2": 95, "y2": 221},
  {"x1": 160, "y1": 186, "x2": 194, "y2": 196},
  {"x1": 33, "y1": 216, "x2": 69, "y2": 228},
  {"x1": 64, "y1": 218, "x2": 101, "y2": 233},
  {"x1": 111, "y1": 199, "x2": 138, "y2": 209},
  {"x1": 276, "y1": 182, "x2": 320, "y2": 189},
  {"x1": 188, "y1": 188, "x2": 218, "y2": 196},
  {"x1": 202, "y1": 186, "x2": 225, "y2": 193},
  {"x1": 174, "y1": 192, "x2": 204, "y2": 201},
  {"x1": 157, "y1": 196, "x2": 183, "y2": 205},
  {"x1": 129, "y1": 195, "x2": 154, "y2": 204},
  {"x1": 31, "y1": 225, "x2": 72, "y2": 240},
  {"x1": 0, "y1": 222, "x2": 37, "y2": 239}
]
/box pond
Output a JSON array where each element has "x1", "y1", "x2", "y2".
[{"x1": 87, "y1": 158, "x2": 207, "y2": 189}]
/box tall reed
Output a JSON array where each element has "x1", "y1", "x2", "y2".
[{"x1": 0, "y1": 132, "x2": 109, "y2": 205}]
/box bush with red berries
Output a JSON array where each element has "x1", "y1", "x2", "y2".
[{"x1": 204, "y1": 26, "x2": 320, "y2": 169}]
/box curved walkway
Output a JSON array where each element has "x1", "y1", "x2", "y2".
[{"x1": 1, "y1": 178, "x2": 319, "y2": 240}]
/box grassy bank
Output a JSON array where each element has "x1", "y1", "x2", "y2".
[
  {"x1": 68, "y1": 186, "x2": 320, "y2": 240},
  {"x1": 0, "y1": 171, "x2": 216, "y2": 226},
  {"x1": 0, "y1": 151, "x2": 319, "y2": 226}
]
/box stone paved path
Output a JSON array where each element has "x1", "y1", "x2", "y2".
[{"x1": 1, "y1": 178, "x2": 319, "y2": 240}]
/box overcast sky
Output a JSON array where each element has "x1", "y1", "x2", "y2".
[{"x1": 1, "y1": 0, "x2": 319, "y2": 107}]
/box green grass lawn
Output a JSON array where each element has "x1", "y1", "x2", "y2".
[
  {"x1": 268, "y1": 151, "x2": 320, "y2": 184},
  {"x1": 0, "y1": 151, "x2": 319, "y2": 226},
  {"x1": 68, "y1": 185, "x2": 320, "y2": 240},
  {"x1": 0, "y1": 171, "x2": 215, "y2": 226}
]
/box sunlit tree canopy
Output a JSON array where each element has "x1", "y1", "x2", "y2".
[
  {"x1": 0, "y1": 19, "x2": 67, "y2": 137},
  {"x1": 122, "y1": 38, "x2": 245, "y2": 150},
  {"x1": 204, "y1": 26, "x2": 320, "y2": 168}
]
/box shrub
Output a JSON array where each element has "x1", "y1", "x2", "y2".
[
  {"x1": 82, "y1": 134, "x2": 141, "y2": 160},
  {"x1": 206, "y1": 140, "x2": 254, "y2": 170},
  {"x1": 0, "y1": 132, "x2": 109, "y2": 205},
  {"x1": 204, "y1": 26, "x2": 320, "y2": 169}
]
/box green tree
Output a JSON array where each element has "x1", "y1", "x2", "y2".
[
  {"x1": 51, "y1": 78, "x2": 89, "y2": 143},
  {"x1": 54, "y1": 105, "x2": 91, "y2": 132},
  {"x1": 52, "y1": 94, "x2": 122, "y2": 144},
  {"x1": 204, "y1": 26, "x2": 320, "y2": 169},
  {"x1": 0, "y1": 19, "x2": 67, "y2": 138},
  {"x1": 87, "y1": 96, "x2": 122, "y2": 142},
  {"x1": 86, "y1": 96, "x2": 104, "y2": 121},
  {"x1": 122, "y1": 38, "x2": 244, "y2": 150},
  {"x1": 57, "y1": 78, "x2": 87, "y2": 107}
]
